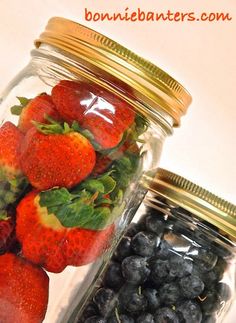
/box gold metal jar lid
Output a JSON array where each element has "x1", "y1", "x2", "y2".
[
  {"x1": 35, "y1": 17, "x2": 192, "y2": 128},
  {"x1": 142, "y1": 169, "x2": 236, "y2": 240}
]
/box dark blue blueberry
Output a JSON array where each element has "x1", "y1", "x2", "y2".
[
  {"x1": 213, "y1": 258, "x2": 227, "y2": 280},
  {"x1": 192, "y1": 257, "x2": 226, "y2": 289},
  {"x1": 118, "y1": 284, "x2": 138, "y2": 309},
  {"x1": 191, "y1": 267, "x2": 214, "y2": 290},
  {"x1": 179, "y1": 275, "x2": 204, "y2": 299},
  {"x1": 145, "y1": 214, "x2": 165, "y2": 235},
  {"x1": 125, "y1": 223, "x2": 141, "y2": 238},
  {"x1": 199, "y1": 290, "x2": 222, "y2": 314},
  {"x1": 159, "y1": 282, "x2": 181, "y2": 305},
  {"x1": 168, "y1": 255, "x2": 193, "y2": 279},
  {"x1": 176, "y1": 300, "x2": 202, "y2": 323},
  {"x1": 85, "y1": 316, "x2": 107, "y2": 323},
  {"x1": 187, "y1": 247, "x2": 218, "y2": 272},
  {"x1": 137, "y1": 312, "x2": 154, "y2": 323},
  {"x1": 113, "y1": 237, "x2": 132, "y2": 261},
  {"x1": 93, "y1": 288, "x2": 117, "y2": 316},
  {"x1": 142, "y1": 288, "x2": 160, "y2": 312},
  {"x1": 124, "y1": 291, "x2": 147, "y2": 313},
  {"x1": 210, "y1": 241, "x2": 233, "y2": 259},
  {"x1": 149, "y1": 259, "x2": 169, "y2": 285},
  {"x1": 217, "y1": 282, "x2": 231, "y2": 302},
  {"x1": 108, "y1": 312, "x2": 134, "y2": 323},
  {"x1": 131, "y1": 231, "x2": 158, "y2": 257},
  {"x1": 201, "y1": 314, "x2": 216, "y2": 323},
  {"x1": 154, "y1": 240, "x2": 172, "y2": 259},
  {"x1": 80, "y1": 303, "x2": 98, "y2": 320},
  {"x1": 121, "y1": 256, "x2": 150, "y2": 284},
  {"x1": 103, "y1": 262, "x2": 124, "y2": 290},
  {"x1": 154, "y1": 307, "x2": 179, "y2": 323}
]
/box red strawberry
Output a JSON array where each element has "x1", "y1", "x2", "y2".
[
  {"x1": 16, "y1": 190, "x2": 115, "y2": 273},
  {"x1": 0, "y1": 122, "x2": 23, "y2": 177},
  {"x1": 92, "y1": 153, "x2": 113, "y2": 177},
  {"x1": 20, "y1": 125, "x2": 96, "y2": 190},
  {"x1": 0, "y1": 253, "x2": 49, "y2": 323},
  {"x1": 18, "y1": 94, "x2": 61, "y2": 133},
  {"x1": 0, "y1": 122, "x2": 27, "y2": 210},
  {"x1": 51, "y1": 80, "x2": 96, "y2": 123},
  {"x1": 0, "y1": 215, "x2": 15, "y2": 254},
  {"x1": 51, "y1": 80, "x2": 136, "y2": 149}
]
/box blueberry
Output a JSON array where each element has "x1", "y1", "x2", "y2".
[
  {"x1": 179, "y1": 275, "x2": 204, "y2": 299},
  {"x1": 201, "y1": 314, "x2": 216, "y2": 323},
  {"x1": 142, "y1": 288, "x2": 160, "y2": 312},
  {"x1": 85, "y1": 316, "x2": 107, "y2": 323},
  {"x1": 154, "y1": 307, "x2": 179, "y2": 323},
  {"x1": 131, "y1": 231, "x2": 158, "y2": 257},
  {"x1": 176, "y1": 300, "x2": 202, "y2": 323},
  {"x1": 163, "y1": 232, "x2": 191, "y2": 254},
  {"x1": 145, "y1": 214, "x2": 165, "y2": 235},
  {"x1": 169, "y1": 255, "x2": 193, "y2": 279},
  {"x1": 213, "y1": 258, "x2": 227, "y2": 280},
  {"x1": 125, "y1": 223, "x2": 141, "y2": 238},
  {"x1": 154, "y1": 240, "x2": 172, "y2": 259},
  {"x1": 199, "y1": 290, "x2": 222, "y2": 314},
  {"x1": 217, "y1": 282, "x2": 231, "y2": 302},
  {"x1": 118, "y1": 284, "x2": 138, "y2": 309},
  {"x1": 113, "y1": 237, "x2": 132, "y2": 261},
  {"x1": 118, "y1": 314, "x2": 134, "y2": 323},
  {"x1": 137, "y1": 312, "x2": 154, "y2": 323},
  {"x1": 80, "y1": 303, "x2": 99, "y2": 320},
  {"x1": 210, "y1": 241, "x2": 233, "y2": 259},
  {"x1": 103, "y1": 262, "x2": 124, "y2": 290},
  {"x1": 159, "y1": 282, "x2": 181, "y2": 305},
  {"x1": 93, "y1": 288, "x2": 117, "y2": 316},
  {"x1": 124, "y1": 291, "x2": 147, "y2": 313},
  {"x1": 121, "y1": 256, "x2": 150, "y2": 284},
  {"x1": 187, "y1": 247, "x2": 218, "y2": 272},
  {"x1": 196, "y1": 268, "x2": 219, "y2": 289},
  {"x1": 108, "y1": 312, "x2": 134, "y2": 323},
  {"x1": 149, "y1": 259, "x2": 169, "y2": 285}
]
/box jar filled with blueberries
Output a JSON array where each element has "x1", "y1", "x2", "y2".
[{"x1": 73, "y1": 169, "x2": 236, "y2": 323}]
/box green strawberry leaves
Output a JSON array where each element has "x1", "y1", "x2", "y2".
[
  {"x1": 39, "y1": 173, "x2": 116, "y2": 230},
  {"x1": 71, "y1": 121, "x2": 102, "y2": 151},
  {"x1": 10, "y1": 97, "x2": 31, "y2": 115},
  {"x1": 33, "y1": 116, "x2": 72, "y2": 135}
]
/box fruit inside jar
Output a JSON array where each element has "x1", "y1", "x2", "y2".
[
  {"x1": 77, "y1": 200, "x2": 234, "y2": 323},
  {"x1": 0, "y1": 79, "x2": 150, "y2": 322}
]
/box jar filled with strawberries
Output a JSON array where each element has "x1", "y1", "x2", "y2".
[{"x1": 0, "y1": 18, "x2": 191, "y2": 322}]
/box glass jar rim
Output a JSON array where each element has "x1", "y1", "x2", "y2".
[
  {"x1": 35, "y1": 17, "x2": 192, "y2": 128},
  {"x1": 142, "y1": 168, "x2": 236, "y2": 241}
]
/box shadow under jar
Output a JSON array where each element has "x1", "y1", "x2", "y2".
[
  {"x1": 78, "y1": 169, "x2": 236, "y2": 323},
  {"x1": 0, "y1": 18, "x2": 191, "y2": 323}
]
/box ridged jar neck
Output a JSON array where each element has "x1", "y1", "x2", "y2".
[{"x1": 31, "y1": 44, "x2": 175, "y2": 136}]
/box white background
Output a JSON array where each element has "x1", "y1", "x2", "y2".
[{"x1": 0, "y1": 0, "x2": 235, "y2": 322}]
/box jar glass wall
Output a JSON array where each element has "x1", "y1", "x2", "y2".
[
  {"x1": 76, "y1": 170, "x2": 236, "y2": 323},
  {"x1": 0, "y1": 18, "x2": 191, "y2": 323}
]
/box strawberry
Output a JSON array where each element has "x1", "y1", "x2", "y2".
[
  {"x1": 0, "y1": 122, "x2": 23, "y2": 177},
  {"x1": 92, "y1": 153, "x2": 113, "y2": 177},
  {"x1": 18, "y1": 94, "x2": 61, "y2": 133},
  {"x1": 20, "y1": 122, "x2": 96, "y2": 190},
  {"x1": 51, "y1": 80, "x2": 95, "y2": 123},
  {"x1": 16, "y1": 184, "x2": 115, "y2": 273},
  {"x1": 0, "y1": 253, "x2": 49, "y2": 323},
  {"x1": 51, "y1": 80, "x2": 136, "y2": 149},
  {"x1": 0, "y1": 215, "x2": 15, "y2": 254},
  {"x1": 0, "y1": 122, "x2": 27, "y2": 210}
]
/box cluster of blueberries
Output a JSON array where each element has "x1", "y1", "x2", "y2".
[{"x1": 79, "y1": 203, "x2": 232, "y2": 323}]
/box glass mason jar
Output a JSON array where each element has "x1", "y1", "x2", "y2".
[
  {"x1": 0, "y1": 18, "x2": 191, "y2": 323},
  {"x1": 77, "y1": 169, "x2": 236, "y2": 323}
]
